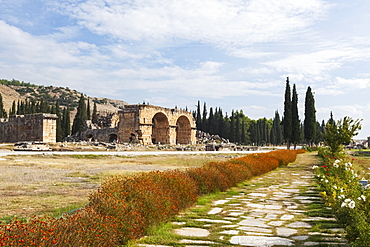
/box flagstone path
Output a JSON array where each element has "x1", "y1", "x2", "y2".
[{"x1": 137, "y1": 152, "x2": 350, "y2": 247}]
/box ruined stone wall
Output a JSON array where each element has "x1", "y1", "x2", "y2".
[
  {"x1": 118, "y1": 104, "x2": 196, "y2": 145},
  {"x1": 0, "y1": 114, "x2": 57, "y2": 143}
]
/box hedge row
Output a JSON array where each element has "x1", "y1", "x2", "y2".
[{"x1": 0, "y1": 149, "x2": 303, "y2": 246}]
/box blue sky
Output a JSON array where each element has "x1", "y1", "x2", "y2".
[{"x1": 1, "y1": 0, "x2": 370, "y2": 138}]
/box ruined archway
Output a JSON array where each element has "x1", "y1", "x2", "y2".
[
  {"x1": 109, "y1": 133, "x2": 118, "y2": 143},
  {"x1": 176, "y1": 116, "x2": 192, "y2": 144},
  {"x1": 152, "y1": 113, "x2": 170, "y2": 144}
]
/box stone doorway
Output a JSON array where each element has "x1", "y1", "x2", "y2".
[
  {"x1": 152, "y1": 113, "x2": 169, "y2": 144},
  {"x1": 109, "y1": 133, "x2": 118, "y2": 143},
  {"x1": 176, "y1": 116, "x2": 191, "y2": 144}
]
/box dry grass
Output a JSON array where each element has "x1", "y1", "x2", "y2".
[{"x1": 0, "y1": 153, "x2": 234, "y2": 220}]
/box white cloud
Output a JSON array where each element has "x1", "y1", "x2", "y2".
[
  {"x1": 55, "y1": 0, "x2": 329, "y2": 47},
  {"x1": 334, "y1": 77, "x2": 370, "y2": 90}
]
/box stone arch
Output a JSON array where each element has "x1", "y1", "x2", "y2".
[
  {"x1": 86, "y1": 133, "x2": 94, "y2": 142},
  {"x1": 176, "y1": 115, "x2": 192, "y2": 144},
  {"x1": 109, "y1": 133, "x2": 118, "y2": 143},
  {"x1": 152, "y1": 112, "x2": 170, "y2": 144}
]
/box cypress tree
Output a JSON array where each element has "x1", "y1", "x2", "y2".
[
  {"x1": 208, "y1": 107, "x2": 214, "y2": 134},
  {"x1": 55, "y1": 101, "x2": 64, "y2": 142},
  {"x1": 196, "y1": 101, "x2": 201, "y2": 130},
  {"x1": 86, "y1": 97, "x2": 91, "y2": 120},
  {"x1": 63, "y1": 106, "x2": 71, "y2": 137},
  {"x1": 0, "y1": 93, "x2": 6, "y2": 118},
  {"x1": 10, "y1": 101, "x2": 16, "y2": 116},
  {"x1": 202, "y1": 102, "x2": 207, "y2": 132},
  {"x1": 304, "y1": 86, "x2": 316, "y2": 147},
  {"x1": 283, "y1": 77, "x2": 292, "y2": 149},
  {"x1": 72, "y1": 94, "x2": 88, "y2": 135},
  {"x1": 291, "y1": 84, "x2": 300, "y2": 149},
  {"x1": 92, "y1": 101, "x2": 98, "y2": 124}
]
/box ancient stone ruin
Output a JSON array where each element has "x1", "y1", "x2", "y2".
[
  {"x1": 0, "y1": 113, "x2": 57, "y2": 143},
  {"x1": 117, "y1": 104, "x2": 196, "y2": 145}
]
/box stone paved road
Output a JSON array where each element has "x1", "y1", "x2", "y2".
[{"x1": 137, "y1": 152, "x2": 350, "y2": 247}]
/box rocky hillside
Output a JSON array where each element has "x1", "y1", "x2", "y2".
[{"x1": 0, "y1": 79, "x2": 129, "y2": 115}]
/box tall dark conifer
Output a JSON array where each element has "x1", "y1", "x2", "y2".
[
  {"x1": 72, "y1": 94, "x2": 88, "y2": 135},
  {"x1": 202, "y1": 102, "x2": 207, "y2": 132},
  {"x1": 291, "y1": 84, "x2": 300, "y2": 149},
  {"x1": 196, "y1": 101, "x2": 202, "y2": 130},
  {"x1": 304, "y1": 86, "x2": 316, "y2": 146},
  {"x1": 283, "y1": 77, "x2": 292, "y2": 149},
  {"x1": 86, "y1": 98, "x2": 91, "y2": 120},
  {"x1": 63, "y1": 106, "x2": 71, "y2": 137},
  {"x1": 92, "y1": 101, "x2": 98, "y2": 124},
  {"x1": 0, "y1": 93, "x2": 6, "y2": 118}
]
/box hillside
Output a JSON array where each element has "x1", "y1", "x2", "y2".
[{"x1": 0, "y1": 79, "x2": 129, "y2": 115}]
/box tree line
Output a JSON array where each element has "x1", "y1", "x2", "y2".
[{"x1": 194, "y1": 77, "x2": 325, "y2": 147}]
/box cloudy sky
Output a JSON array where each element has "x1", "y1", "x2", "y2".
[{"x1": 1, "y1": 0, "x2": 370, "y2": 138}]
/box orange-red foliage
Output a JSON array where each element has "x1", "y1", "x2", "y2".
[{"x1": 0, "y1": 149, "x2": 304, "y2": 246}]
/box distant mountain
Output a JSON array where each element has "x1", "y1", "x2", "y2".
[{"x1": 0, "y1": 79, "x2": 129, "y2": 115}]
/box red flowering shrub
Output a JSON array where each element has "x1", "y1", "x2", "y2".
[{"x1": 0, "y1": 149, "x2": 303, "y2": 246}]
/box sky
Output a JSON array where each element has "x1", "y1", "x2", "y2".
[{"x1": 0, "y1": 0, "x2": 370, "y2": 139}]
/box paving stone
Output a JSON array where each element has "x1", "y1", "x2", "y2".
[
  {"x1": 179, "y1": 239, "x2": 216, "y2": 244},
  {"x1": 286, "y1": 221, "x2": 311, "y2": 228},
  {"x1": 213, "y1": 199, "x2": 229, "y2": 205},
  {"x1": 267, "y1": 221, "x2": 284, "y2": 226},
  {"x1": 248, "y1": 192, "x2": 267, "y2": 197},
  {"x1": 229, "y1": 236, "x2": 294, "y2": 246},
  {"x1": 280, "y1": 214, "x2": 295, "y2": 220},
  {"x1": 219, "y1": 229, "x2": 239, "y2": 235},
  {"x1": 221, "y1": 224, "x2": 238, "y2": 228},
  {"x1": 238, "y1": 219, "x2": 271, "y2": 228},
  {"x1": 195, "y1": 219, "x2": 232, "y2": 224},
  {"x1": 174, "y1": 227, "x2": 210, "y2": 237},
  {"x1": 208, "y1": 207, "x2": 222, "y2": 214},
  {"x1": 265, "y1": 204, "x2": 283, "y2": 209},
  {"x1": 265, "y1": 213, "x2": 278, "y2": 220},
  {"x1": 281, "y1": 188, "x2": 300, "y2": 193},
  {"x1": 304, "y1": 242, "x2": 320, "y2": 246},
  {"x1": 292, "y1": 235, "x2": 309, "y2": 240},
  {"x1": 276, "y1": 227, "x2": 298, "y2": 237},
  {"x1": 237, "y1": 226, "x2": 273, "y2": 233}
]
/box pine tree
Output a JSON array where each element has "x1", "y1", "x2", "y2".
[
  {"x1": 270, "y1": 110, "x2": 282, "y2": 145},
  {"x1": 72, "y1": 94, "x2": 88, "y2": 135},
  {"x1": 304, "y1": 86, "x2": 316, "y2": 147},
  {"x1": 208, "y1": 107, "x2": 215, "y2": 134},
  {"x1": 283, "y1": 77, "x2": 292, "y2": 149},
  {"x1": 291, "y1": 84, "x2": 300, "y2": 149}
]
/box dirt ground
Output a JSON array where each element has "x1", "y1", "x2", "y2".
[{"x1": 0, "y1": 151, "x2": 236, "y2": 220}]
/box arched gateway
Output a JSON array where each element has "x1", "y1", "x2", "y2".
[{"x1": 118, "y1": 104, "x2": 196, "y2": 145}]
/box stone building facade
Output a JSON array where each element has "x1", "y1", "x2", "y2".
[
  {"x1": 118, "y1": 104, "x2": 196, "y2": 145},
  {"x1": 0, "y1": 114, "x2": 57, "y2": 143}
]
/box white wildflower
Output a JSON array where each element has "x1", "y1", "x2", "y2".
[
  {"x1": 333, "y1": 163, "x2": 339, "y2": 168},
  {"x1": 338, "y1": 195, "x2": 345, "y2": 199},
  {"x1": 333, "y1": 185, "x2": 337, "y2": 190},
  {"x1": 358, "y1": 195, "x2": 366, "y2": 201},
  {"x1": 348, "y1": 201, "x2": 356, "y2": 209},
  {"x1": 335, "y1": 159, "x2": 341, "y2": 164},
  {"x1": 325, "y1": 180, "x2": 329, "y2": 183},
  {"x1": 312, "y1": 165, "x2": 319, "y2": 169}
]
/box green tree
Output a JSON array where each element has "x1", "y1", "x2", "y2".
[
  {"x1": 304, "y1": 86, "x2": 316, "y2": 147},
  {"x1": 283, "y1": 77, "x2": 292, "y2": 149},
  {"x1": 291, "y1": 84, "x2": 300, "y2": 149},
  {"x1": 55, "y1": 101, "x2": 65, "y2": 142},
  {"x1": 9, "y1": 100, "x2": 16, "y2": 116},
  {"x1": 196, "y1": 101, "x2": 202, "y2": 130},
  {"x1": 324, "y1": 116, "x2": 362, "y2": 156},
  {"x1": 63, "y1": 106, "x2": 71, "y2": 137},
  {"x1": 92, "y1": 101, "x2": 98, "y2": 124},
  {"x1": 270, "y1": 110, "x2": 282, "y2": 145},
  {"x1": 86, "y1": 97, "x2": 91, "y2": 120},
  {"x1": 0, "y1": 93, "x2": 7, "y2": 118},
  {"x1": 202, "y1": 102, "x2": 207, "y2": 132},
  {"x1": 72, "y1": 94, "x2": 88, "y2": 135}
]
